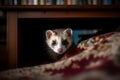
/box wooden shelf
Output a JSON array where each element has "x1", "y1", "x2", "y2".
[
  {"x1": 0, "y1": 5, "x2": 119, "y2": 69},
  {"x1": 0, "y1": 5, "x2": 119, "y2": 11}
]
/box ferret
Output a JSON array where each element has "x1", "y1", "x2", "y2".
[{"x1": 45, "y1": 28, "x2": 74, "y2": 62}]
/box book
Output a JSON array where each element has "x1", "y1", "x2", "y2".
[
  {"x1": 39, "y1": 0, "x2": 45, "y2": 5},
  {"x1": 115, "y1": 0, "x2": 120, "y2": 5},
  {"x1": 52, "y1": 0, "x2": 57, "y2": 5},
  {"x1": 87, "y1": 0, "x2": 92, "y2": 5},
  {"x1": 97, "y1": 0, "x2": 103, "y2": 5},
  {"x1": 103, "y1": 0, "x2": 112, "y2": 5},
  {"x1": 28, "y1": 0, "x2": 33, "y2": 5},
  {"x1": 33, "y1": 0, "x2": 38, "y2": 5},
  {"x1": 13, "y1": 0, "x2": 18, "y2": 5},
  {"x1": 67, "y1": 0, "x2": 71, "y2": 5},
  {"x1": 56, "y1": 0, "x2": 65, "y2": 5},
  {"x1": 92, "y1": 0, "x2": 97, "y2": 5},
  {"x1": 3, "y1": 0, "x2": 9, "y2": 5},
  {"x1": 82, "y1": 0, "x2": 88, "y2": 5},
  {"x1": 71, "y1": 0, "x2": 77, "y2": 5},
  {"x1": 21, "y1": 0, "x2": 28, "y2": 5},
  {"x1": 45, "y1": 0, "x2": 52, "y2": 5}
]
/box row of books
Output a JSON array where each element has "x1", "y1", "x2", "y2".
[{"x1": 0, "y1": 0, "x2": 120, "y2": 5}]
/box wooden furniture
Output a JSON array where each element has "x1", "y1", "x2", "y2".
[{"x1": 0, "y1": 5, "x2": 120, "y2": 69}]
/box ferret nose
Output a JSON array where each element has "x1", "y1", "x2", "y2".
[{"x1": 58, "y1": 48, "x2": 63, "y2": 53}]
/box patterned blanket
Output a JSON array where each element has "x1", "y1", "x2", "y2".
[{"x1": 0, "y1": 32, "x2": 120, "y2": 80}]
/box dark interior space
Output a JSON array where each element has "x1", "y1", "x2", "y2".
[
  {"x1": 0, "y1": 18, "x2": 7, "y2": 71},
  {"x1": 18, "y1": 18, "x2": 120, "y2": 67},
  {"x1": 0, "y1": 18, "x2": 6, "y2": 43}
]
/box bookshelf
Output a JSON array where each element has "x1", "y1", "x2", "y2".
[
  {"x1": 0, "y1": 5, "x2": 120, "y2": 69},
  {"x1": 0, "y1": 5, "x2": 119, "y2": 10},
  {"x1": 0, "y1": 0, "x2": 120, "y2": 5}
]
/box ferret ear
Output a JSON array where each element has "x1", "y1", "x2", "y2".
[
  {"x1": 64, "y1": 28, "x2": 73, "y2": 37},
  {"x1": 46, "y1": 30, "x2": 53, "y2": 39}
]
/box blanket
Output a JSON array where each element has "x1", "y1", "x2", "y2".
[{"x1": 0, "y1": 32, "x2": 120, "y2": 80}]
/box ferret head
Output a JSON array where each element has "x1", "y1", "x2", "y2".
[{"x1": 46, "y1": 28, "x2": 73, "y2": 54}]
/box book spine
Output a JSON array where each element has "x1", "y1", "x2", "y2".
[
  {"x1": 33, "y1": 0, "x2": 38, "y2": 5},
  {"x1": 71, "y1": 0, "x2": 77, "y2": 5},
  {"x1": 61, "y1": 0, "x2": 66, "y2": 5},
  {"x1": 56, "y1": 0, "x2": 65, "y2": 5},
  {"x1": 103, "y1": 0, "x2": 106, "y2": 5},
  {"x1": 10, "y1": 0, "x2": 21, "y2": 5},
  {"x1": 18, "y1": 0, "x2": 21, "y2": 5},
  {"x1": 115, "y1": 0, "x2": 120, "y2": 5},
  {"x1": 78, "y1": 0, "x2": 83, "y2": 5},
  {"x1": 13, "y1": 0, "x2": 18, "y2": 5},
  {"x1": 52, "y1": 0, "x2": 57, "y2": 5},
  {"x1": 56, "y1": 0, "x2": 61, "y2": 5},
  {"x1": 28, "y1": 0, "x2": 33, "y2": 5},
  {"x1": 3, "y1": 0, "x2": 9, "y2": 5},
  {"x1": 21, "y1": 0, "x2": 28, "y2": 5},
  {"x1": 39, "y1": 0, "x2": 45, "y2": 5},
  {"x1": 92, "y1": 0, "x2": 97, "y2": 5},
  {"x1": 82, "y1": 0, "x2": 88, "y2": 5},
  {"x1": 107, "y1": 0, "x2": 112, "y2": 5},
  {"x1": 97, "y1": 0, "x2": 103, "y2": 5},
  {"x1": 45, "y1": 0, "x2": 52, "y2": 5},
  {"x1": 8, "y1": 0, "x2": 12, "y2": 5},
  {"x1": 66, "y1": 0, "x2": 71, "y2": 5},
  {"x1": 87, "y1": 0, "x2": 92, "y2": 5}
]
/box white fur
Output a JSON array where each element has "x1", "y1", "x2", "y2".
[
  {"x1": 46, "y1": 28, "x2": 73, "y2": 54},
  {"x1": 49, "y1": 36, "x2": 66, "y2": 54}
]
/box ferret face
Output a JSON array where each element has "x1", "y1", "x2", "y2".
[{"x1": 46, "y1": 28, "x2": 73, "y2": 54}]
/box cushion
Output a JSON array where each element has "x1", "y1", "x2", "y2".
[{"x1": 0, "y1": 32, "x2": 120, "y2": 80}]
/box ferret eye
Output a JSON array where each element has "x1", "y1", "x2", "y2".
[
  {"x1": 52, "y1": 40, "x2": 56, "y2": 46},
  {"x1": 62, "y1": 39, "x2": 68, "y2": 46}
]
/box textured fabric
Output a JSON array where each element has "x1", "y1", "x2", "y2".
[{"x1": 0, "y1": 32, "x2": 120, "y2": 80}]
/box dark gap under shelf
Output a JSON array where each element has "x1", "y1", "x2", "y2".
[{"x1": 18, "y1": 18, "x2": 120, "y2": 67}]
